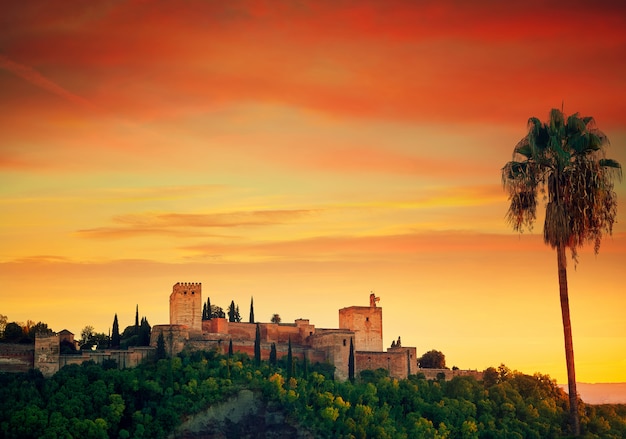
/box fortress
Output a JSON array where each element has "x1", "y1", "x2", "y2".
[
  {"x1": 4, "y1": 282, "x2": 482, "y2": 381},
  {"x1": 151, "y1": 282, "x2": 417, "y2": 381}
]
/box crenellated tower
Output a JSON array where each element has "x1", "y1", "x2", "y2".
[
  {"x1": 169, "y1": 282, "x2": 202, "y2": 332},
  {"x1": 338, "y1": 293, "x2": 383, "y2": 352}
]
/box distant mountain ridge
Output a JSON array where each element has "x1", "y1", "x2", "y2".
[{"x1": 560, "y1": 383, "x2": 626, "y2": 405}]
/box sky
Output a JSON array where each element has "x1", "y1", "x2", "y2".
[{"x1": 1, "y1": 0, "x2": 625, "y2": 385}]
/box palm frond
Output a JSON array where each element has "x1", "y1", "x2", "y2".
[
  {"x1": 503, "y1": 108, "x2": 620, "y2": 260},
  {"x1": 599, "y1": 158, "x2": 623, "y2": 181},
  {"x1": 566, "y1": 113, "x2": 586, "y2": 135},
  {"x1": 514, "y1": 141, "x2": 533, "y2": 159},
  {"x1": 549, "y1": 108, "x2": 565, "y2": 135}
]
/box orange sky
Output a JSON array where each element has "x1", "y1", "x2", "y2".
[{"x1": 1, "y1": 0, "x2": 625, "y2": 384}]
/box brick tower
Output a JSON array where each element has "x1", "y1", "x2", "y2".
[
  {"x1": 338, "y1": 293, "x2": 383, "y2": 352},
  {"x1": 169, "y1": 282, "x2": 202, "y2": 332}
]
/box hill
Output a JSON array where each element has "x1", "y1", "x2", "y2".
[
  {"x1": 561, "y1": 383, "x2": 626, "y2": 405},
  {"x1": 1, "y1": 351, "x2": 625, "y2": 438}
]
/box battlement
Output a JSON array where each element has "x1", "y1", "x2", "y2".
[{"x1": 174, "y1": 282, "x2": 201, "y2": 287}]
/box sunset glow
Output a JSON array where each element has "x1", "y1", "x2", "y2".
[{"x1": 1, "y1": 0, "x2": 625, "y2": 384}]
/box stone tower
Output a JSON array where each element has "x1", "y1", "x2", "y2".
[
  {"x1": 169, "y1": 282, "x2": 202, "y2": 332},
  {"x1": 338, "y1": 294, "x2": 383, "y2": 352},
  {"x1": 34, "y1": 333, "x2": 60, "y2": 377}
]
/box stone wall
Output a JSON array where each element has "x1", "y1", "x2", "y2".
[
  {"x1": 202, "y1": 319, "x2": 316, "y2": 346},
  {"x1": 339, "y1": 306, "x2": 383, "y2": 352},
  {"x1": 310, "y1": 330, "x2": 353, "y2": 381},
  {"x1": 58, "y1": 347, "x2": 154, "y2": 369},
  {"x1": 151, "y1": 324, "x2": 191, "y2": 356},
  {"x1": 0, "y1": 343, "x2": 34, "y2": 373},
  {"x1": 417, "y1": 368, "x2": 484, "y2": 381},
  {"x1": 355, "y1": 346, "x2": 417, "y2": 380}
]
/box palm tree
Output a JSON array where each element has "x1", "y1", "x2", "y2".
[{"x1": 502, "y1": 108, "x2": 621, "y2": 436}]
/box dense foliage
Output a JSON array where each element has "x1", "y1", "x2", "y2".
[{"x1": 1, "y1": 351, "x2": 624, "y2": 439}]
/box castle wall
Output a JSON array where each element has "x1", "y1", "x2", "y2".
[
  {"x1": 203, "y1": 318, "x2": 228, "y2": 334},
  {"x1": 58, "y1": 347, "x2": 153, "y2": 369},
  {"x1": 34, "y1": 334, "x2": 60, "y2": 377},
  {"x1": 417, "y1": 368, "x2": 484, "y2": 381},
  {"x1": 339, "y1": 306, "x2": 383, "y2": 352},
  {"x1": 170, "y1": 282, "x2": 202, "y2": 332},
  {"x1": 355, "y1": 346, "x2": 417, "y2": 380},
  {"x1": 202, "y1": 319, "x2": 316, "y2": 346},
  {"x1": 0, "y1": 343, "x2": 34, "y2": 373},
  {"x1": 310, "y1": 330, "x2": 353, "y2": 381},
  {"x1": 151, "y1": 324, "x2": 190, "y2": 356}
]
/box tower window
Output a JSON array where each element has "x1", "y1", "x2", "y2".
[
  {"x1": 343, "y1": 339, "x2": 346, "y2": 346},
  {"x1": 191, "y1": 291, "x2": 195, "y2": 294},
  {"x1": 366, "y1": 317, "x2": 369, "y2": 322}
]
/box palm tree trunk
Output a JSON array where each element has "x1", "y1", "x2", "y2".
[{"x1": 557, "y1": 243, "x2": 580, "y2": 436}]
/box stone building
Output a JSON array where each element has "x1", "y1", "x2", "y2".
[
  {"x1": 9, "y1": 281, "x2": 480, "y2": 381},
  {"x1": 152, "y1": 283, "x2": 417, "y2": 381}
]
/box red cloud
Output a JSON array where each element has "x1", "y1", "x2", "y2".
[{"x1": 1, "y1": 1, "x2": 624, "y2": 127}]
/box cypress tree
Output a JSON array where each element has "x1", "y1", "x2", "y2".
[
  {"x1": 254, "y1": 323, "x2": 261, "y2": 366},
  {"x1": 228, "y1": 300, "x2": 236, "y2": 322},
  {"x1": 111, "y1": 314, "x2": 120, "y2": 348},
  {"x1": 202, "y1": 302, "x2": 207, "y2": 320},
  {"x1": 134, "y1": 305, "x2": 139, "y2": 335},
  {"x1": 139, "y1": 317, "x2": 151, "y2": 346},
  {"x1": 303, "y1": 352, "x2": 308, "y2": 379},
  {"x1": 249, "y1": 297, "x2": 255, "y2": 323},
  {"x1": 155, "y1": 331, "x2": 166, "y2": 360},
  {"x1": 287, "y1": 337, "x2": 294, "y2": 379},
  {"x1": 228, "y1": 339, "x2": 233, "y2": 357},
  {"x1": 348, "y1": 337, "x2": 355, "y2": 382},
  {"x1": 269, "y1": 342, "x2": 277, "y2": 366},
  {"x1": 207, "y1": 297, "x2": 212, "y2": 319}
]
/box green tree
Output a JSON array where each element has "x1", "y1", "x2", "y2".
[
  {"x1": 228, "y1": 300, "x2": 237, "y2": 322},
  {"x1": 79, "y1": 325, "x2": 95, "y2": 350},
  {"x1": 210, "y1": 305, "x2": 225, "y2": 319},
  {"x1": 0, "y1": 314, "x2": 7, "y2": 337},
  {"x1": 139, "y1": 317, "x2": 151, "y2": 346},
  {"x1": 28, "y1": 321, "x2": 53, "y2": 340},
  {"x1": 418, "y1": 350, "x2": 446, "y2": 368},
  {"x1": 249, "y1": 296, "x2": 255, "y2": 323},
  {"x1": 134, "y1": 304, "x2": 139, "y2": 335},
  {"x1": 228, "y1": 339, "x2": 233, "y2": 357},
  {"x1": 111, "y1": 314, "x2": 120, "y2": 348},
  {"x1": 254, "y1": 323, "x2": 261, "y2": 366},
  {"x1": 204, "y1": 297, "x2": 212, "y2": 320},
  {"x1": 202, "y1": 302, "x2": 208, "y2": 320},
  {"x1": 90, "y1": 332, "x2": 109, "y2": 349},
  {"x1": 271, "y1": 313, "x2": 281, "y2": 323},
  {"x1": 287, "y1": 337, "x2": 294, "y2": 379},
  {"x1": 3, "y1": 322, "x2": 24, "y2": 342},
  {"x1": 269, "y1": 342, "x2": 277, "y2": 365},
  {"x1": 482, "y1": 367, "x2": 499, "y2": 387},
  {"x1": 155, "y1": 331, "x2": 166, "y2": 360},
  {"x1": 502, "y1": 108, "x2": 621, "y2": 436},
  {"x1": 348, "y1": 337, "x2": 355, "y2": 382}
]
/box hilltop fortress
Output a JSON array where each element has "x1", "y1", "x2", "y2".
[
  {"x1": 151, "y1": 282, "x2": 417, "y2": 381},
  {"x1": 3, "y1": 282, "x2": 482, "y2": 381}
]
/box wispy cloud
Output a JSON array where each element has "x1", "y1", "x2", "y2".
[
  {"x1": 180, "y1": 230, "x2": 548, "y2": 262},
  {"x1": 0, "y1": 54, "x2": 95, "y2": 110},
  {"x1": 77, "y1": 209, "x2": 317, "y2": 239},
  {"x1": 10, "y1": 255, "x2": 73, "y2": 264}
]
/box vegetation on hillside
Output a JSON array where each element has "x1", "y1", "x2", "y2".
[{"x1": 1, "y1": 350, "x2": 625, "y2": 439}]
